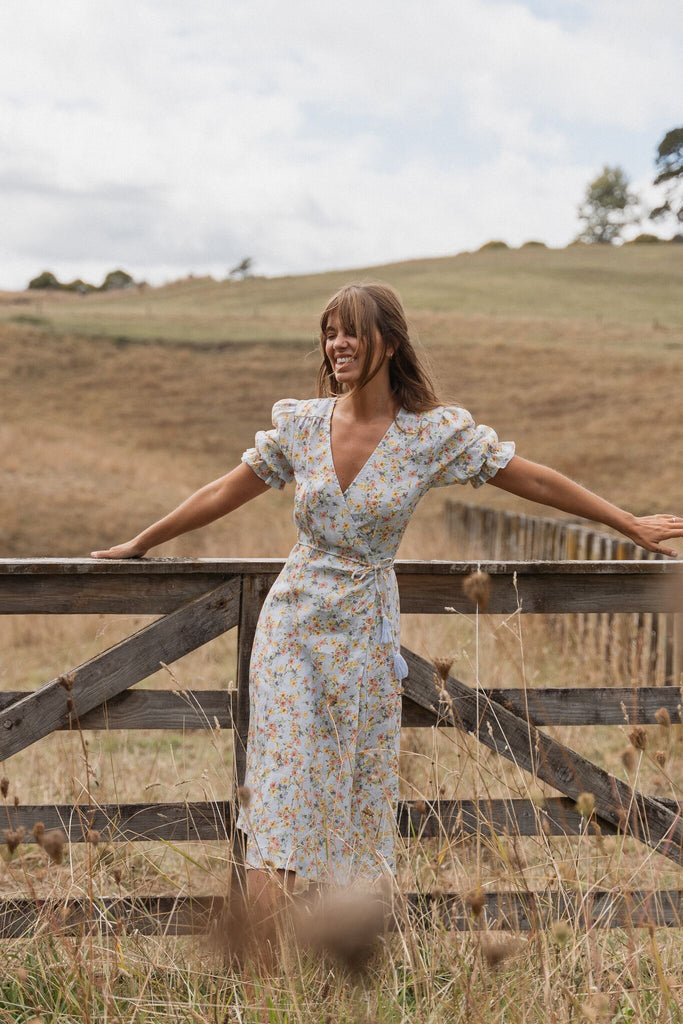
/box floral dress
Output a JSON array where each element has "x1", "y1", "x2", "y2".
[{"x1": 236, "y1": 397, "x2": 514, "y2": 884}]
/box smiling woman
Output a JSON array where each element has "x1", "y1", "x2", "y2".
[
  {"x1": 90, "y1": 280, "x2": 683, "y2": 967},
  {"x1": 318, "y1": 282, "x2": 442, "y2": 413}
]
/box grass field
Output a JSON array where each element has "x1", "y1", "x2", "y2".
[
  {"x1": 1, "y1": 244, "x2": 682, "y2": 1021},
  {"x1": 2, "y1": 242, "x2": 683, "y2": 345}
]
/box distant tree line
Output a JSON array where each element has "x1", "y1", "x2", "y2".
[
  {"x1": 576, "y1": 127, "x2": 682, "y2": 245},
  {"x1": 27, "y1": 269, "x2": 142, "y2": 293}
]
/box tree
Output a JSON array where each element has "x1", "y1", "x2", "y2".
[
  {"x1": 228, "y1": 257, "x2": 253, "y2": 280},
  {"x1": 576, "y1": 165, "x2": 639, "y2": 244},
  {"x1": 100, "y1": 269, "x2": 135, "y2": 291},
  {"x1": 650, "y1": 127, "x2": 683, "y2": 228},
  {"x1": 28, "y1": 270, "x2": 60, "y2": 290}
]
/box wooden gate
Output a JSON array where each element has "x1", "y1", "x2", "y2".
[{"x1": 0, "y1": 558, "x2": 681, "y2": 936}]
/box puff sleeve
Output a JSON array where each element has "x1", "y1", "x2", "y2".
[
  {"x1": 427, "y1": 406, "x2": 515, "y2": 489},
  {"x1": 241, "y1": 399, "x2": 297, "y2": 489}
]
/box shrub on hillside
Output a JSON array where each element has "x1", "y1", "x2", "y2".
[
  {"x1": 478, "y1": 240, "x2": 509, "y2": 251},
  {"x1": 62, "y1": 278, "x2": 98, "y2": 294},
  {"x1": 28, "y1": 271, "x2": 61, "y2": 290},
  {"x1": 625, "y1": 233, "x2": 661, "y2": 244},
  {"x1": 520, "y1": 240, "x2": 547, "y2": 248},
  {"x1": 100, "y1": 269, "x2": 135, "y2": 291}
]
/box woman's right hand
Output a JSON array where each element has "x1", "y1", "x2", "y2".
[{"x1": 90, "y1": 540, "x2": 148, "y2": 559}]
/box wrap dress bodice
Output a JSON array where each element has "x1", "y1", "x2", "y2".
[{"x1": 236, "y1": 397, "x2": 514, "y2": 884}]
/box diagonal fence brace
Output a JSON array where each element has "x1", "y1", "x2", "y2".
[
  {"x1": 0, "y1": 577, "x2": 241, "y2": 761},
  {"x1": 401, "y1": 647, "x2": 683, "y2": 866}
]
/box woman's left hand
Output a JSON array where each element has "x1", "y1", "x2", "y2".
[{"x1": 623, "y1": 514, "x2": 683, "y2": 557}]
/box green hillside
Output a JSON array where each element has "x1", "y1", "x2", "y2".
[{"x1": 2, "y1": 243, "x2": 682, "y2": 348}]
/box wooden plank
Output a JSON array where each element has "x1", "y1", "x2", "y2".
[
  {"x1": 0, "y1": 690, "x2": 236, "y2": 730},
  {"x1": 5, "y1": 795, "x2": 679, "y2": 845},
  {"x1": 1, "y1": 557, "x2": 680, "y2": 577},
  {"x1": 0, "y1": 572, "x2": 244, "y2": 614},
  {"x1": 403, "y1": 686, "x2": 683, "y2": 727},
  {"x1": 0, "y1": 559, "x2": 681, "y2": 615},
  {"x1": 397, "y1": 797, "x2": 682, "y2": 839},
  {"x1": 6, "y1": 682, "x2": 679, "y2": 730},
  {"x1": 398, "y1": 569, "x2": 683, "y2": 614},
  {"x1": 0, "y1": 896, "x2": 221, "y2": 939},
  {"x1": 405, "y1": 889, "x2": 683, "y2": 931},
  {"x1": 401, "y1": 648, "x2": 683, "y2": 866},
  {"x1": 1, "y1": 889, "x2": 681, "y2": 937},
  {"x1": 0, "y1": 579, "x2": 241, "y2": 760},
  {"x1": 7, "y1": 801, "x2": 232, "y2": 843}
]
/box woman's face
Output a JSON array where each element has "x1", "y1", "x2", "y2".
[{"x1": 324, "y1": 310, "x2": 388, "y2": 386}]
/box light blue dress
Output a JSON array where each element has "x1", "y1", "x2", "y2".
[{"x1": 236, "y1": 397, "x2": 514, "y2": 883}]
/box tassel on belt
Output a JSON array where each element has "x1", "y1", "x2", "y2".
[{"x1": 296, "y1": 542, "x2": 409, "y2": 681}]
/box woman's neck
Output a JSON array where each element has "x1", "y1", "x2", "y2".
[{"x1": 336, "y1": 369, "x2": 398, "y2": 423}]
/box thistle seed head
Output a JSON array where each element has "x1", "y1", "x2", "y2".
[
  {"x1": 620, "y1": 747, "x2": 636, "y2": 772},
  {"x1": 295, "y1": 883, "x2": 390, "y2": 974},
  {"x1": 237, "y1": 785, "x2": 252, "y2": 807},
  {"x1": 550, "y1": 919, "x2": 572, "y2": 945},
  {"x1": 654, "y1": 707, "x2": 671, "y2": 728},
  {"x1": 468, "y1": 887, "x2": 486, "y2": 918},
  {"x1": 3, "y1": 827, "x2": 25, "y2": 855},
  {"x1": 478, "y1": 932, "x2": 522, "y2": 969},
  {"x1": 432, "y1": 656, "x2": 454, "y2": 683},
  {"x1": 629, "y1": 726, "x2": 647, "y2": 751},
  {"x1": 575, "y1": 792, "x2": 595, "y2": 818},
  {"x1": 463, "y1": 571, "x2": 491, "y2": 612},
  {"x1": 42, "y1": 829, "x2": 66, "y2": 865}
]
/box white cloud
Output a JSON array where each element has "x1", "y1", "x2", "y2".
[{"x1": 0, "y1": 0, "x2": 680, "y2": 289}]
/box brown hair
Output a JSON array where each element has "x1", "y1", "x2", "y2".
[{"x1": 317, "y1": 282, "x2": 442, "y2": 413}]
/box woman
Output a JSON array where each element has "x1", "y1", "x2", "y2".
[{"x1": 92, "y1": 281, "x2": 682, "y2": 925}]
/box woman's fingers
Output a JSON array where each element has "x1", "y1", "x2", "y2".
[
  {"x1": 90, "y1": 542, "x2": 146, "y2": 559},
  {"x1": 629, "y1": 514, "x2": 683, "y2": 557}
]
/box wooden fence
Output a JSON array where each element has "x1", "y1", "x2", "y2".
[
  {"x1": 0, "y1": 557, "x2": 682, "y2": 936},
  {"x1": 446, "y1": 500, "x2": 682, "y2": 684}
]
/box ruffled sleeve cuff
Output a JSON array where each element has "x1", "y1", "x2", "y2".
[
  {"x1": 468, "y1": 435, "x2": 516, "y2": 488},
  {"x1": 241, "y1": 399, "x2": 297, "y2": 490},
  {"x1": 428, "y1": 407, "x2": 515, "y2": 489}
]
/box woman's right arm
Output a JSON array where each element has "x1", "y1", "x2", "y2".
[{"x1": 90, "y1": 463, "x2": 271, "y2": 558}]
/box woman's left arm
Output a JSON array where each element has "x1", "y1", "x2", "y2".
[{"x1": 488, "y1": 455, "x2": 683, "y2": 558}]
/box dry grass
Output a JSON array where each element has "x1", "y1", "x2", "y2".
[{"x1": 1, "y1": 248, "x2": 682, "y2": 1021}]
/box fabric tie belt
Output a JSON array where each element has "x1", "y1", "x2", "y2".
[{"x1": 296, "y1": 542, "x2": 409, "y2": 681}]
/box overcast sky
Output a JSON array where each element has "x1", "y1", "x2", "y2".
[{"x1": 0, "y1": 0, "x2": 681, "y2": 290}]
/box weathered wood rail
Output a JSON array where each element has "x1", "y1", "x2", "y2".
[
  {"x1": 0, "y1": 558, "x2": 682, "y2": 936},
  {"x1": 445, "y1": 499, "x2": 683, "y2": 684}
]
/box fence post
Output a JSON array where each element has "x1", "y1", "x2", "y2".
[
  {"x1": 673, "y1": 617, "x2": 683, "y2": 687},
  {"x1": 231, "y1": 573, "x2": 270, "y2": 899}
]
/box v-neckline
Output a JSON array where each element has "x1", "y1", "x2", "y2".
[{"x1": 328, "y1": 397, "x2": 400, "y2": 498}]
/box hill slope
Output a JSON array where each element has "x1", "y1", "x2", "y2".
[
  {"x1": 1, "y1": 243, "x2": 682, "y2": 347},
  {"x1": 1, "y1": 244, "x2": 681, "y2": 557}
]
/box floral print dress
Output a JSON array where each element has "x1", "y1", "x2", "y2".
[{"x1": 236, "y1": 397, "x2": 514, "y2": 884}]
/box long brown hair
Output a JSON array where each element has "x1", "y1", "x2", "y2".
[{"x1": 317, "y1": 282, "x2": 442, "y2": 413}]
